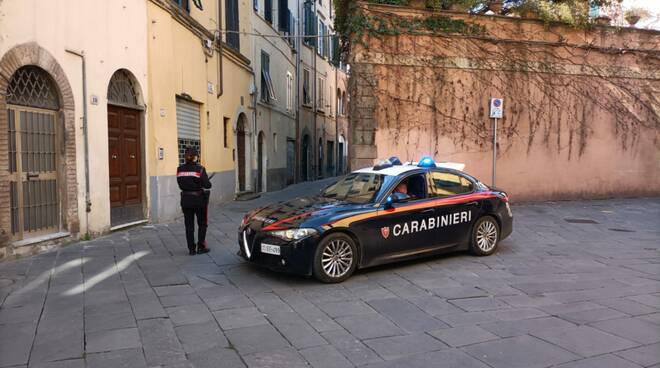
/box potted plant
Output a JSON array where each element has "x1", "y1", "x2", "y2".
[{"x1": 624, "y1": 7, "x2": 650, "y2": 26}]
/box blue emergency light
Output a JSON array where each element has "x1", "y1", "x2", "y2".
[{"x1": 417, "y1": 156, "x2": 436, "y2": 168}]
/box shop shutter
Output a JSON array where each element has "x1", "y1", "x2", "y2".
[
  {"x1": 176, "y1": 97, "x2": 201, "y2": 164},
  {"x1": 176, "y1": 97, "x2": 200, "y2": 140}
]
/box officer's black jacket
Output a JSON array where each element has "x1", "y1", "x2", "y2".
[{"x1": 177, "y1": 161, "x2": 212, "y2": 208}]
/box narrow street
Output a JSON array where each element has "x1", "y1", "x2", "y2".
[{"x1": 1, "y1": 179, "x2": 659, "y2": 368}]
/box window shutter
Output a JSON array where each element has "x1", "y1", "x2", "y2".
[
  {"x1": 176, "y1": 97, "x2": 201, "y2": 164},
  {"x1": 176, "y1": 98, "x2": 200, "y2": 140},
  {"x1": 278, "y1": 0, "x2": 289, "y2": 32}
]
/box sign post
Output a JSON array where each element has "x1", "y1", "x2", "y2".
[{"x1": 489, "y1": 98, "x2": 503, "y2": 187}]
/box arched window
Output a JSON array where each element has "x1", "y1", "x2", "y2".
[
  {"x1": 107, "y1": 70, "x2": 139, "y2": 108},
  {"x1": 7, "y1": 66, "x2": 60, "y2": 110}
]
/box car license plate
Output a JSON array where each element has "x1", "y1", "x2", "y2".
[{"x1": 261, "y1": 243, "x2": 281, "y2": 256}]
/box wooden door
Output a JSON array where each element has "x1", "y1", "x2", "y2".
[
  {"x1": 108, "y1": 105, "x2": 143, "y2": 226},
  {"x1": 237, "y1": 128, "x2": 246, "y2": 192}
]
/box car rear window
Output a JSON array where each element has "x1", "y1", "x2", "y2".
[{"x1": 429, "y1": 171, "x2": 473, "y2": 197}]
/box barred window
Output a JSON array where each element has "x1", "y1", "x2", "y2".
[{"x1": 7, "y1": 66, "x2": 60, "y2": 110}]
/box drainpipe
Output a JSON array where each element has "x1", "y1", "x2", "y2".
[
  {"x1": 312, "y1": 0, "x2": 318, "y2": 180},
  {"x1": 251, "y1": 36, "x2": 258, "y2": 193},
  {"x1": 334, "y1": 56, "x2": 339, "y2": 177},
  {"x1": 294, "y1": 1, "x2": 302, "y2": 183},
  {"x1": 65, "y1": 49, "x2": 91, "y2": 235},
  {"x1": 216, "y1": 0, "x2": 223, "y2": 98}
]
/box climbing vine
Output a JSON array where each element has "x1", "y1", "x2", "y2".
[
  {"x1": 342, "y1": 3, "x2": 660, "y2": 161},
  {"x1": 335, "y1": 1, "x2": 486, "y2": 59}
]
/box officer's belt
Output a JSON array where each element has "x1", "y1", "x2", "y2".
[{"x1": 182, "y1": 190, "x2": 204, "y2": 196}]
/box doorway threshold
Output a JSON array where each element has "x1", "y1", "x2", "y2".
[
  {"x1": 13, "y1": 231, "x2": 71, "y2": 247},
  {"x1": 110, "y1": 219, "x2": 148, "y2": 232}
]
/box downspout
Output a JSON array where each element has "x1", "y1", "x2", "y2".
[
  {"x1": 312, "y1": 0, "x2": 318, "y2": 180},
  {"x1": 294, "y1": 1, "x2": 302, "y2": 183},
  {"x1": 65, "y1": 49, "x2": 91, "y2": 234},
  {"x1": 334, "y1": 62, "x2": 339, "y2": 177},
  {"x1": 252, "y1": 37, "x2": 258, "y2": 193},
  {"x1": 216, "y1": 0, "x2": 223, "y2": 97}
]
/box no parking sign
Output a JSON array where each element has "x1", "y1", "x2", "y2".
[{"x1": 490, "y1": 98, "x2": 503, "y2": 119}]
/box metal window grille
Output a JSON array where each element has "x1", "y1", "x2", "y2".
[
  {"x1": 7, "y1": 66, "x2": 60, "y2": 110},
  {"x1": 107, "y1": 70, "x2": 139, "y2": 107},
  {"x1": 178, "y1": 139, "x2": 201, "y2": 165}
]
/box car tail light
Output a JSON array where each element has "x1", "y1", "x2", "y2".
[{"x1": 501, "y1": 192, "x2": 509, "y2": 203}]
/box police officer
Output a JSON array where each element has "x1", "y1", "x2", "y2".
[{"x1": 177, "y1": 147, "x2": 212, "y2": 255}]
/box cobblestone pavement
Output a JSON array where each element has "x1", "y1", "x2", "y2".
[{"x1": 1, "y1": 179, "x2": 659, "y2": 368}]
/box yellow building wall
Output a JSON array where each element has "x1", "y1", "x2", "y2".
[{"x1": 146, "y1": 1, "x2": 252, "y2": 221}]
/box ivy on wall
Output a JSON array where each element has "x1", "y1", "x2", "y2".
[
  {"x1": 335, "y1": 1, "x2": 486, "y2": 57},
  {"x1": 340, "y1": 1, "x2": 660, "y2": 159}
]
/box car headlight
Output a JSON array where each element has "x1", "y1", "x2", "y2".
[{"x1": 269, "y1": 228, "x2": 318, "y2": 241}]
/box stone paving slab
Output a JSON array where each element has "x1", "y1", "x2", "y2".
[{"x1": 0, "y1": 180, "x2": 659, "y2": 367}]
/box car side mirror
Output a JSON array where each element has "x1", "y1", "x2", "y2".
[{"x1": 384, "y1": 192, "x2": 411, "y2": 209}]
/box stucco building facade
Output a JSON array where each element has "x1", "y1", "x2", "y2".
[
  {"x1": 0, "y1": 0, "x2": 149, "y2": 258},
  {"x1": 146, "y1": 0, "x2": 253, "y2": 222},
  {"x1": 297, "y1": 0, "x2": 349, "y2": 181},
  {"x1": 249, "y1": 0, "x2": 297, "y2": 192},
  {"x1": 0, "y1": 0, "x2": 255, "y2": 258},
  {"x1": 346, "y1": 2, "x2": 660, "y2": 200}
]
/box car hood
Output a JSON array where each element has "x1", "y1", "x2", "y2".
[{"x1": 244, "y1": 196, "x2": 365, "y2": 230}]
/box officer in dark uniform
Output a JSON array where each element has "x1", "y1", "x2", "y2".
[{"x1": 176, "y1": 147, "x2": 212, "y2": 255}]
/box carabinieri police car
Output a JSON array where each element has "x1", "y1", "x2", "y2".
[{"x1": 238, "y1": 157, "x2": 513, "y2": 283}]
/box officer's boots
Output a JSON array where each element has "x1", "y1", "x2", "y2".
[
  {"x1": 197, "y1": 242, "x2": 210, "y2": 254},
  {"x1": 188, "y1": 246, "x2": 196, "y2": 256}
]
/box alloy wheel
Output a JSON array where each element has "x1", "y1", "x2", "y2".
[
  {"x1": 476, "y1": 220, "x2": 498, "y2": 253},
  {"x1": 321, "y1": 239, "x2": 354, "y2": 278}
]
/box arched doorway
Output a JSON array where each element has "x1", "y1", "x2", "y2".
[
  {"x1": 257, "y1": 131, "x2": 265, "y2": 192},
  {"x1": 107, "y1": 69, "x2": 144, "y2": 227},
  {"x1": 236, "y1": 114, "x2": 247, "y2": 192},
  {"x1": 6, "y1": 66, "x2": 62, "y2": 240},
  {"x1": 301, "y1": 134, "x2": 310, "y2": 181}
]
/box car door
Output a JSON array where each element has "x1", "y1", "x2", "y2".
[
  {"x1": 427, "y1": 170, "x2": 479, "y2": 247},
  {"x1": 359, "y1": 172, "x2": 437, "y2": 266}
]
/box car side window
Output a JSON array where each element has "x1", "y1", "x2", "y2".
[
  {"x1": 391, "y1": 173, "x2": 427, "y2": 201},
  {"x1": 428, "y1": 171, "x2": 473, "y2": 198}
]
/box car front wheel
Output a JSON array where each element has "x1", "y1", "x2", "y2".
[
  {"x1": 470, "y1": 216, "x2": 500, "y2": 256},
  {"x1": 313, "y1": 233, "x2": 357, "y2": 283}
]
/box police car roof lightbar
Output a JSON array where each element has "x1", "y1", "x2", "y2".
[
  {"x1": 373, "y1": 159, "x2": 394, "y2": 171},
  {"x1": 389, "y1": 157, "x2": 402, "y2": 166}
]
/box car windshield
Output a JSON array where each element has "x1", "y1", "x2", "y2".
[{"x1": 321, "y1": 173, "x2": 392, "y2": 204}]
